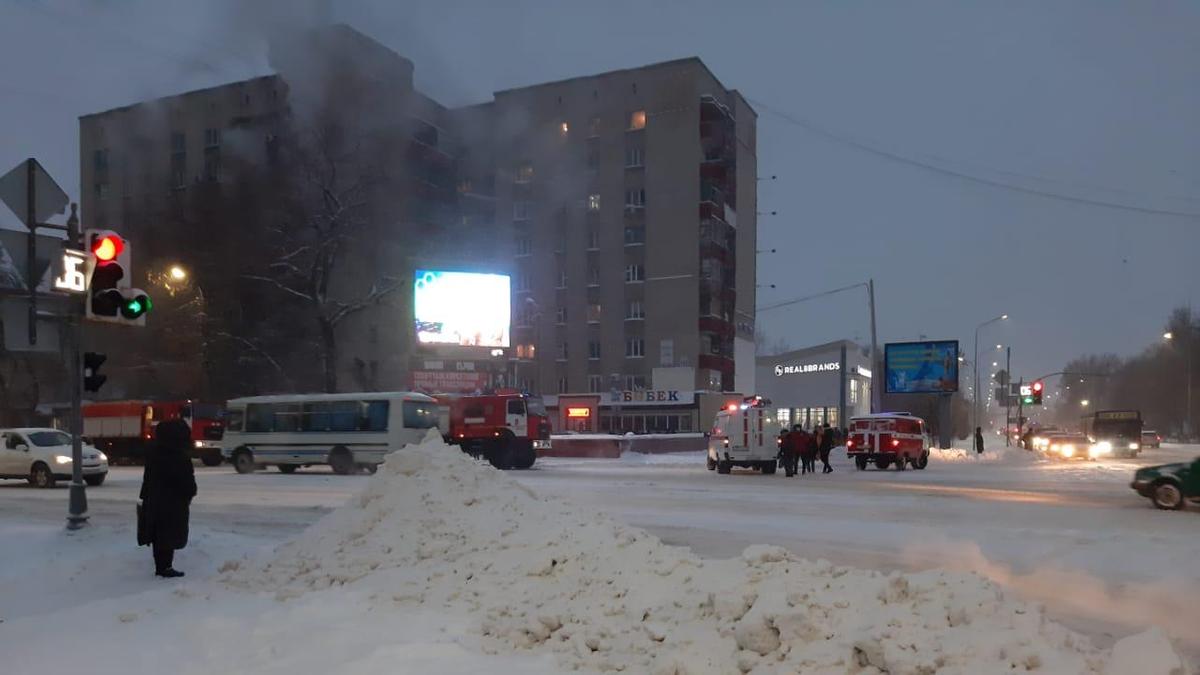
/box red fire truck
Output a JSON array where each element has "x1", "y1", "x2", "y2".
[
  {"x1": 435, "y1": 392, "x2": 551, "y2": 470},
  {"x1": 846, "y1": 412, "x2": 930, "y2": 471},
  {"x1": 82, "y1": 400, "x2": 225, "y2": 466}
]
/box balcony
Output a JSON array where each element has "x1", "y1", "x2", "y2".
[{"x1": 700, "y1": 183, "x2": 725, "y2": 207}]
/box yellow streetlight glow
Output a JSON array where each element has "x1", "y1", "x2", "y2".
[
  {"x1": 168, "y1": 265, "x2": 187, "y2": 281},
  {"x1": 1163, "y1": 332, "x2": 1174, "y2": 340}
]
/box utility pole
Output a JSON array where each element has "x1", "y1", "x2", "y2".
[
  {"x1": 65, "y1": 203, "x2": 87, "y2": 530},
  {"x1": 25, "y1": 159, "x2": 37, "y2": 345},
  {"x1": 1005, "y1": 346, "x2": 1012, "y2": 447},
  {"x1": 868, "y1": 278, "x2": 879, "y2": 413},
  {"x1": 1016, "y1": 377, "x2": 1024, "y2": 448}
]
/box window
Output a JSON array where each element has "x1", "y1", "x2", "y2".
[
  {"x1": 506, "y1": 399, "x2": 526, "y2": 416},
  {"x1": 659, "y1": 339, "x2": 674, "y2": 366},
  {"x1": 556, "y1": 306, "x2": 567, "y2": 324},
  {"x1": 629, "y1": 110, "x2": 646, "y2": 130},
  {"x1": 588, "y1": 375, "x2": 603, "y2": 393},
  {"x1": 588, "y1": 341, "x2": 601, "y2": 360},
  {"x1": 588, "y1": 116, "x2": 600, "y2": 137},
  {"x1": 626, "y1": 300, "x2": 644, "y2": 320},
  {"x1": 587, "y1": 193, "x2": 601, "y2": 211},
  {"x1": 29, "y1": 430, "x2": 71, "y2": 447},
  {"x1": 402, "y1": 401, "x2": 436, "y2": 429},
  {"x1": 513, "y1": 201, "x2": 531, "y2": 220},
  {"x1": 93, "y1": 149, "x2": 109, "y2": 177},
  {"x1": 587, "y1": 227, "x2": 600, "y2": 250},
  {"x1": 515, "y1": 270, "x2": 531, "y2": 292},
  {"x1": 559, "y1": 121, "x2": 570, "y2": 137},
  {"x1": 557, "y1": 342, "x2": 568, "y2": 360},
  {"x1": 624, "y1": 264, "x2": 644, "y2": 283},
  {"x1": 226, "y1": 410, "x2": 244, "y2": 432},
  {"x1": 587, "y1": 303, "x2": 601, "y2": 323},
  {"x1": 588, "y1": 267, "x2": 600, "y2": 287},
  {"x1": 515, "y1": 236, "x2": 532, "y2": 256},
  {"x1": 557, "y1": 268, "x2": 567, "y2": 289},
  {"x1": 558, "y1": 376, "x2": 569, "y2": 393},
  {"x1": 625, "y1": 188, "x2": 645, "y2": 209},
  {"x1": 203, "y1": 129, "x2": 221, "y2": 182},
  {"x1": 587, "y1": 147, "x2": 599, "y2": 170},
  {"x1": 623, "y1": 226, "x2": 645, "y2": 245},
  {"x1": 626, "y1": 337, "x2": 645, "y2": 358},
  {"x1": 624, "y1": 374, "x2": 647, "y2": 390},
  {"x1": 850, "y1": 379, "x2": 860, "y2": 404},
  {"x1": 94, "y1": 183, "x2": 110, "y2": 201},
  {"x1": 625, "y1": 145, "x2": 643, "y2": 167},
  {"x1": 515, "y1": 161, "x2": 534, "y2": 183}
]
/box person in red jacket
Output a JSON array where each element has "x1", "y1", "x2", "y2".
[
  {"x1": 779, "y1": 427, "x2": 799, "y2": 477},
  {"x1": 798, "y1": 426, "x2": 818, "y2": 475}
]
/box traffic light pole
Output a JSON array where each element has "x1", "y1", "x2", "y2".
[
  {"x1": 66, "y1": 208, "x2": 88, "y2": 530},
  {"x1": 1005, "y1": 347, "x2": 1012, "y2": 447}
]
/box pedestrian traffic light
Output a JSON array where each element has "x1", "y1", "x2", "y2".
[
  {"x1": 83, "y1": 352, "x2": 107, "y2": 393},
  {"x1": 85, "y1": 229, "x2": 150, "y2": 326},
  {"x1": 1030, "y1": 380, "x2": 1044, "y2": 405}
]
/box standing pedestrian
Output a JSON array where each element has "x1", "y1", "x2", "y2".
[
  {"x1": 779, "y1": 428, "x2": 797, "y2": 477},
  {"x1": 819, "y1": 423, "x2": 834, "y2": 473},
  {"x1": 974, "y1": 426, "x2": 985, "y2": 454},
  {"x1": 139, "y1": 419, "x2": 197, "y2": 578},
  {"x1": 799, "y1": 425, "x2": 817, "y2": 475}
]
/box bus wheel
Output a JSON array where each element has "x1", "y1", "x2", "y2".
[
  {"x1": 278, "y1": 464, "x2": 298, "y2": 474},
  {"x1": 200, "y1": 452, "x2": 223, "y2": 467},
  {"x1": 329, "y1": 448, "x2": 356, "y2": 475},
  {"x1": 233, "y1": 449, "x2": 256, "y2": 474},
  {"x1": 914, "y1": 452, "x2": 929, "y2": 470},
  {"x1": 874, "y1": 457, "x2": 891, "y2": 470}
]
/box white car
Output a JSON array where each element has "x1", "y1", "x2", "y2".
[{"x1": 0, "y1": 428, "x2": 109, "y2": 488}]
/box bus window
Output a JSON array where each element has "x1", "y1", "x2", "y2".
[
  {"x1": 364, "y1": 401, "x2": 389, "y2": 431},
  {"x1": 303, "y1": 402, "x2": 332, "y2": 431},
  {"x1": 246, "y1": 404, "x2": 274, "y2": 432},
  {"x1": 274, "y1": 404, "x2": 302, "y2": 432},
  {"x1": 402, "y1": 401, "x2": 438, "y2": 429},
  {"x1": 329, "y1": 401, "x2": 359, "y2": 432},
  {"x1": 226, "y1": 410, "x2": 244, "y2": 432}
]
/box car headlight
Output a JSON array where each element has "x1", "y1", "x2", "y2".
[
  {"x1": 98, "y1": 452, "x2": 107, "y2": 461},
  {"x1": 194, "y1": 440, "x2": 204, "y2": 448},
  {"x1": 1127, "y1": 442, "x2": 1139, "y2": 451},
  {"x1": 55, "y1": 455, "x2": 72, "y2": 465},
  {"x1": 1088, "y1": 443, "x2": 1111, "y2": 458},
  {"x1": 1061, "y1": 444, "x2": 1076, "y2": 458}
]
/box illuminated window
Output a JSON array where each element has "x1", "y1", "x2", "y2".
[
  {"x1": 587, "y1": 304, "x2": 602, "y2": 323},
  {"x1": 559, "y1": 121, "x2": 569, "y2": 136},
  {"x1": 628, "y1": 110, "x2": 646, "y2": 130},
  {"x1": 850, "y1": 379, "x2": 859, "y2": 404},
  {"x1": 587, "y1": 193, "x2": 600, "y2": 211},
  {"x1": 515, "y1": 162, "x2": 534, "y2": 183}
]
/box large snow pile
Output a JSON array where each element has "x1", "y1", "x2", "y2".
[{"x1": 223, "y1": 431, "x2": 1184, "y2": 674}]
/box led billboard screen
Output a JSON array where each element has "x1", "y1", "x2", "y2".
[
  {"x1": 884, "y1": 340, "x2": 960, "y2": 394},
  {"x1": 413, "y1": 269, "x2": 510, "y2": 348}
]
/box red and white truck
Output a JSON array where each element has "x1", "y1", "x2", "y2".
[
  {"x1": 82, "y1": 400, "x2": 225, "y2": 466},
  {"x1": 435, "y1": 392, "x2": 551, "y2": 469},
  {"x1": 846, "y1": 412, "x2": 930, "y2": 471}
]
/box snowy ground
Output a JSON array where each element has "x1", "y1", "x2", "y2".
[{"x1": 0, "y1": 442, "x2": 1196, "y2": 672}]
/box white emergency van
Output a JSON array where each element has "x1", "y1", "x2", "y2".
[{"x1": 706, "y1": 397, "x2": 781, "y2": 475}]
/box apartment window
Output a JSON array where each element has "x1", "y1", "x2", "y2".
[
  {"x1": 625, "y1": 145, "x2": 643, "y2": 168},
  {"x1": 624, "y1": 264, "x2": 645, "y2": 283},
  {"x1": 625, "y1": 188, "x2": 646, "y2": 209},
  {"x1": 169, "y1": 131, "x2": 186, "y2": 189},
  {"x1": 624, "y1": 374, "x2": 647, "y2": 390},
  {"x1": 513, "y1": 201, "x2": 531, "y2": 221},
  {"x1": 555, "y1": 306, "x2": 567, "y2": 324},
  {"x1": 557, "y1": 342, "x2": 568, "y2": 360},
  {"x1": 515, "y1": 236, "x2": 532, "y2": 256},
  {"x1": 660, "y1": 339, "x2": 675, "y2": 366},
  {"x1": 588, "y1": 266, "x2": 600, "y2": 287},
  {"x1": 588, "y1": 375, "x2": 603, "y2": 393},
  {"x1": 556, "y1": 268, "x2": 567, "y2": 289},
  {"x1": 515, "y1": 161, "x2": 534, "y2": 183},
  {"x1": 625, "y1": 337, "x2": 645, "y2": 358},
  {"x1": 93, "y1": 149, "x2": 109, "y2": 178},
  {"x1": 94, "y1": 183, "x2": 110, "y2": 201},
  {"x1": 587, "y1": 147, "x2": 599, "y2": 170},
  {"x1": 626, "y1": 300, "x2": 644, "y2": 320},
  {"x1": 624, "y1": 226, "x2": 645, "y2": 246},
  {"x1": 515, "y1": 270, "x2": 531, "y2": 292},
  {"x1": 587, "y1": 193, "x2": 601, "y2": 211},
  {"x1": 558, "y1": 376, "x2": 569, "y2": 394},
  {"x1": 587, "y1": 303, "x2": 601, "y2": 323},
  {"x1": 628, "y1": 110, "x2": 647, "y2": 130},
  {"x1": 457, "y1": 178, "x2": 473, "y2": 194},
  {"x1": 588, "y1": 341, "x2": 601, "y2": 360},
  {"x1": 555, "y1": 226, "x2": 567, "y2": 253},
  {"x1": 588, "y1": 116, "x2": 600, "y2": 137},
  {"x1": 587, "y1": 227, "x2": 600, "y2": 250},
  {"x1": 559, "y1": 121, "x2": 570, "y2": 137}
]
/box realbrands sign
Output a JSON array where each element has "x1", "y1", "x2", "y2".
[{"x1": 774, "y1": 362, "x2": 840, "y2": 377}]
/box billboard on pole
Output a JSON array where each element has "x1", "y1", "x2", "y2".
[
  {"x1": 884, "y1": 340, "x2": 959, "y2": 394},
  {"x1": 413, "y1": 269, "x2": 510, "y2": 348}
]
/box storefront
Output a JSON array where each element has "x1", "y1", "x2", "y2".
[
  {"x1": 755, "y1": 340, "x2": 873, "y2": 431},
  {"x1": 546, "y1": 389, "x2": 742, "y2": 434}
]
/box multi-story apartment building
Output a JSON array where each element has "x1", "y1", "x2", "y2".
[{"x1": 77, "y1": 26, "x2": 756, "y2": 399}]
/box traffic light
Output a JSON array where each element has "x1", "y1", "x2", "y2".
[
  {"x1": 1030, "y1": 380, "x2": 1044, "y2": 405},
  {"x1": 85, "y1": 229, "x2": 150, "y2": 325},
  {"x1": 83, "y1": 352, "x2": 107, "y2": 393}
]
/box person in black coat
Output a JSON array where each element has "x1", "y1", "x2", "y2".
[
  {"x1": 819, "y1": 423, "x2": 835, "y2": 473},
  {"x1": 974, "y1": 426, "x2": 985, "y2": 454},
  {"x1": 139, "y1": 419, "x2": 197, "y2": 578}
]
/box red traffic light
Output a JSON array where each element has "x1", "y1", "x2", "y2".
[
  {"x1": 92, "y1": 234, "x2": 124, "y2": 263},
  {"x1": 1032, "y1": 381, "x2": 1044, "y2": 392}
]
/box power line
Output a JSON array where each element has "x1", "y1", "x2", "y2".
[
  {"x1": 757, "y1": 281, "x2": 867, "y2": 313},
  {"x1": 747, "y1": 96, "x2": 1200, "y2": 220}
]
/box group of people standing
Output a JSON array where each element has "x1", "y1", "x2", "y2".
[{"x1": 777, "y1": 423, "x2": 844, "y2": 477}]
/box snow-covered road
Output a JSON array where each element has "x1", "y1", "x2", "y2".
[{"x1": 2, "y1": 444, "x2": 1198, "y2": 654}]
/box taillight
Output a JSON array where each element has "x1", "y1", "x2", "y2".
[
  {"x1": 776, "y1": 438, "x2": 782, "y2": 446},
  {"x1": 891, "y1": 439, "x2": 900, "y2": 447},
  {"x1": 846, "y1": 440, "x2": 854, "y2": 448}
]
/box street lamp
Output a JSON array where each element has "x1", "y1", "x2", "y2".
[
  {"x1": 974, "y1": 314, "x2": 1008, "y2": 429},
  {"x1": 1081, "y1": 399, "x2": 1090, "y2": 407},
  {"x1": 1163, "y1": 330, "x2": 1193, "y2": 438},
  {"x1": 169, "y1": 265, "x2": 187, "y2": 282}
]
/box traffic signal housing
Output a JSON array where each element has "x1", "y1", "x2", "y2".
[
  {"x1": 1030, "y1": 380, "x2": 1044, "y2": 405},
  {"x1": 85, "y1": 229, "x2": 150, "y2": 326},
  {"x1": 83, "y1": 352, "x2": 107, "y2": 393}
]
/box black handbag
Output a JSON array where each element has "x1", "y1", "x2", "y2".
[{"x1": 136, "y1": 502, "x2": 149, "y2": 546}]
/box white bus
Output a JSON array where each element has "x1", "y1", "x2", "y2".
[{"x1": 221, "y1": 392, "x2": 440, "y2": 475}]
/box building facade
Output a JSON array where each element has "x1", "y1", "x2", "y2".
[
  {"x1": 77, "y1": 26, "x2": 756, "y2": 400},
  {"x1": 756, "y1": 340, "x2": 874, "y2": 430}
]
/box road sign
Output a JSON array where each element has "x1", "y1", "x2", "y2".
[
  {"x1": 0, "y1": 159, "x2": 69, "y2": 227},
  {"x1": 53, "y1": 249, "x2": 89, "y2": 294}
]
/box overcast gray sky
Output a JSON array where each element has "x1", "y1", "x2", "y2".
[{"x1": 2, "y1": 0, "x2": 1197, "y2": 382}]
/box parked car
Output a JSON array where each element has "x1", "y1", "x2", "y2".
[
  {"x1": 1141, "y1": 430, "x2": 1162, "y2": 449},
  {"x1": 1131, "y1": 457, "x2": 1199, "y2": 510},
  {"x1": 0, "y1": 428, "x2": 109, "y2": 488},
  {"x1": 846, "y1": 413, "x2": 930, "y2": 470}
]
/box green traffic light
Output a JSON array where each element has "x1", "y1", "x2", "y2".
[{"x1": 120, "y1": 293, "x2": 152, "y2": 320}]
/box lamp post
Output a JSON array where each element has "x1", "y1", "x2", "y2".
[
  {"x1": 1164, "y1": 331, "x2": 1194, "y2": 438},
  {"x1": 973, "y1": 314, "x2": 1008, "y2": 430}
]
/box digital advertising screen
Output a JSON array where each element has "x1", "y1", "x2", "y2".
[
  {"x1": 413, "y1": 269, "x2": 510, "y2": 348},
  {"x1": 884, "y1": 340, "x2": 960, "y2": 394}
]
